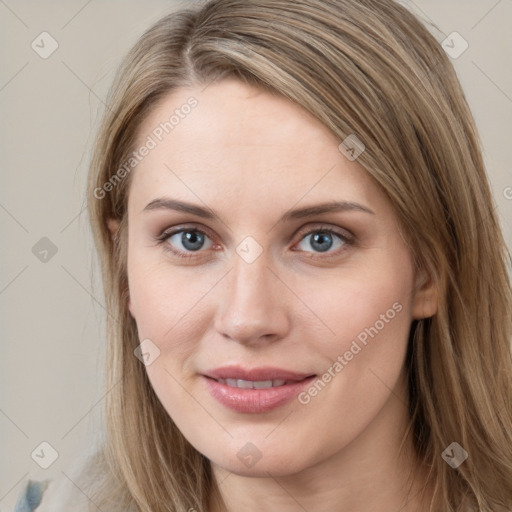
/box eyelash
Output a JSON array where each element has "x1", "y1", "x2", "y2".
[{"x1": 155, "y1": 224, "x2": 354, "y2": 260}]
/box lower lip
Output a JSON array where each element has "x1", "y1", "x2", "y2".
[{"x1": 202, "y1": 375, "x2": 316, "y2": 413}]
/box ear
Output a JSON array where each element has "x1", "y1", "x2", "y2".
[
  {"x1": 411, "y1": 268, "x2": 439, "y2": 320},
  {"x1": 107, "y1": 218, "x2": 119, "y2": 240}
]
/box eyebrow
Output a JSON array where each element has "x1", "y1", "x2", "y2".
[{"x1": 142, "y1": 198, "x2": 375, "y2": 221}]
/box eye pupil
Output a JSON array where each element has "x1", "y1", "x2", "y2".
[
  {"x1": 310, "y1": 232, "x2": 333, "y2": 252},
  {"x1": 182, "y1": 231, "x2": 204, "y2": 251}
]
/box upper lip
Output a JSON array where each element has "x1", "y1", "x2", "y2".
[{"x1": 203, "y1": 366, "x2": 315, "y2": 382}]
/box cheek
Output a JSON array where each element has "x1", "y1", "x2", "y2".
[
  {"x1": 303, "y1": 256, "x2": 414, "y2": 361},
  {"x1": 296, "y1": 253, "x2": 414, "y2": 398},
  {"x1": 127, "y1": 258, "x2": 208, "y2": 413},
  {"x1": 295, "y1": 253, "x2": 415, "y2": 435},
  {"x1": 128, "y1": 266, "x2": 171, "y2": 340},
  {"x1": 127, "y1": 249, "x2": 210, "y2": 341},
  {"x1": 127, "y1": 248, "x2": 221, "y2": 397}
]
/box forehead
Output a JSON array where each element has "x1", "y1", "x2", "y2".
[
  {"x1": 137, "y1": 78, "x2": 335, "y2": 148},
  {"x1": 128, "y1": 79, "x2": 378, "y2": 213}
]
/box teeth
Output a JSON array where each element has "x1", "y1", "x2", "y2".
[
  {"x1": 253, "y1": 380, "x2": 274, "y2": 389},
  {"x1": 218, "y1": 378, "x2": 287, "y2": 389}
]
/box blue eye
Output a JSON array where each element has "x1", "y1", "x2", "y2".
[
  {"x1": 164, "y1": 228, "x2": 213, "y2": 256},
  {"x1": 295, "y1": 229, "x2": 348, "y2": 254}
]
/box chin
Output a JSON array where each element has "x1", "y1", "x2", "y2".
[{"x1": 204, "y1": 437, "x2": 316, "y2": 478}]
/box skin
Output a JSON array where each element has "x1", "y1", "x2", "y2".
[{"x1": 119, "y1": 79, "x2": 438, "y2": 511}]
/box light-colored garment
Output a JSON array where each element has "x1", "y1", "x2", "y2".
[
  {"x1": 13, "y1": 480, "x2": 48, "y2": 512},
  {"x1": 11, "y1": 447, "x2": 110, "y2": 512}
]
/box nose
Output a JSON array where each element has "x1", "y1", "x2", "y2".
[{"x1": 213, "y1": 255, "x2": 291, "y2": 346}]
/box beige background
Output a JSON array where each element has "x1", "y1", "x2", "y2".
[{"x1": 1, "y1": 0, "x2": 511, "y2": 509}]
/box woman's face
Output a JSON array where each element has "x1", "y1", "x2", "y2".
[{"x1": 125, "y1": 79, "x2": 436, "y2": 477}]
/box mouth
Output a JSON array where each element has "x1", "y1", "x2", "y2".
[
  {"x1": 211, "y1": 378, "x2": 293, "y2": 389},
  {"x1": 202, "y1": 366, "x2": 316, "y2": 413}
]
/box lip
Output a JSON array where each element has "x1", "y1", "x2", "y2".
[
  {"x1": 202, "y1": 366, "x2": 316, "y2": 413},
  {"x1": 204, "y1": 366, "x2": 313, "y2": 382}
]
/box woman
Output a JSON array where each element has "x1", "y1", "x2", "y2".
[{"x1": 15, "y1": 0, "x2": 512, "y2": 510}]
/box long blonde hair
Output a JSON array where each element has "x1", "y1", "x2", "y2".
[{"x1": 86, "y1": 0, "x2": 512, "y2": 510}]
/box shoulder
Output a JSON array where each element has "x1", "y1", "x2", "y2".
[{"x1": 33, "y1": 467, "x2": 90, "y2": 512}]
